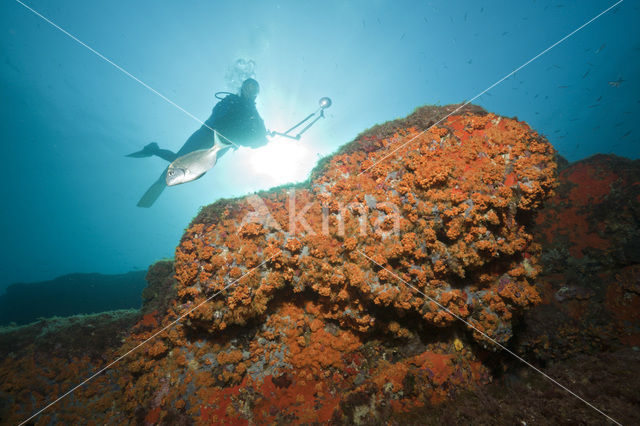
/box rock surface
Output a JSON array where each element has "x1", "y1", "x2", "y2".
[{"x1": 1, "y1": 105, "x2": 638, "y2": 425}]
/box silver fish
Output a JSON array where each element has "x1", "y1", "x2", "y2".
[
  {"x1": 608, "y1": 78, "x2": 625, "y2": 87},
  {"x1": 165, "y1": 132, "x2": 231, "y2": 186}
]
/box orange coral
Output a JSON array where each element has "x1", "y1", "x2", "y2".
[{"x1": 0, "y1": 104, "x2": 557, "y2": 425}]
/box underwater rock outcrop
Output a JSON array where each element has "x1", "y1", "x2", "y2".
[
  {"x1": 119, "y1": 104, "x2": 557, "y2": 423},
  {"x1": 174, "y1": 104, "x2": 556, "y2": 345},
  {"x1": 1, "y1": 104, "x2": 565, "y2": 424},
  {"x1": 518, "y1": 154, "x2": 640, "y2": 361},
  {"x1": 390, "y1": 154, "x2": 640, "y2": 425}
]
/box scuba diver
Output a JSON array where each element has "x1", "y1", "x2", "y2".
[
  {"x1": 129, "y1": 77, "x2": 331, "y2": 207},
  {"x1": 128, "y1": 78, "x2": 268, "y2": 207}
]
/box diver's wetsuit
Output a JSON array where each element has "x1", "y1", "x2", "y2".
[
  {"x1": 154, "y1": 93, "x2": 268, "y2": 162},
  {"x1": 207, "y1": 93, "x2": 268, "y2": 149}
]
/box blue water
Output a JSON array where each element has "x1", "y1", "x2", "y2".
[{"x1": 1, "y1": 0, "x2": 638, "y2": 291}]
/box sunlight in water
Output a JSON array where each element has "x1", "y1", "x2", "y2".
[{"x1": 246, "y1": 138, "x2": 315, "y2": 184}]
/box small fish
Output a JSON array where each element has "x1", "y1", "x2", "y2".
[
  {"x1": 595, "y1": 43, "x2": 606, "y2": 54},
  {"x1": 166, "y1": 132, "x2": 232, "y2": 186},
  {"x1": 582, "y1": 68, "x2": 590, "y2": 79},
  {"x1": 621, "y1": 130, "x2": 632, "y2": 138},
  {"x1": 596, "y1": 96, "x2": 602, "y2": 102},
  {"x1": 558, "y1": 85, "x2": 570, "y2": 89},
  {"x1": 608, "y1": 77, "x2": 625, "y2": 87}
]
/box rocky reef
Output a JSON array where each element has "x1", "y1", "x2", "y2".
[
  {"x1": 518, "y1": 154, "x2": 640, "y2": 360},
  {"x1": 175, "y1": 104, "x2": 555, "y2": 346},
  {"x1": 1, "y1": 104, "x2": 638, "y2": 425},
  {"x1": 390, "y1": 153, "x2": 640, "y2": 425}
]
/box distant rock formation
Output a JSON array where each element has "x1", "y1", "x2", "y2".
[{"x1": 0, "y1": 270, "x2": 147, "y2": 325}]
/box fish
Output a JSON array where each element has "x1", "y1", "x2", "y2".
[
  {"x1": 165, "y1": 132, "x2": 232, "y2": 186},
  {"x1": 608, "y1": 78, "x2": 625, "y2": 87}
]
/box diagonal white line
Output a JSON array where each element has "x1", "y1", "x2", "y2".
[
  {"x1": 358, "y1": 0, "x2": 624, "y2": 176},
  {"x1": 357, "y1": 249, "x2": 622, "y2": 425},
  {"x1": 18, "y1": 250, "x2": 281, "y2": 426},
  {"x1": 12, "y1": 0, "x2": 240, "y2": 147}
]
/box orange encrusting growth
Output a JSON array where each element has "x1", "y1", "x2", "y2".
[
  {"x1": 0, "y1": 105, "x2": 557, "y2": 424},
  {"x1": 174, "y1": 111, "x2": 556, "y2": 346}
]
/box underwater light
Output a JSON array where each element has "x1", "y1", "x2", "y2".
[{"x1": 247, "y1": 139, "x2": 314, "y2": 183}]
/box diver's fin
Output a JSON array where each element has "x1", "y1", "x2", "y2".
[
  {"x1": 137, "y1": 168, "x2": 167, "y2": 208},
  {"x1": 127, "y1": 142, "x2": 159, "y2": 158}
]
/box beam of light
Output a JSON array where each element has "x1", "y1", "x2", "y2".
[{"x1": 245, "y1": 137, "x2": 316, "y2": 184}]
